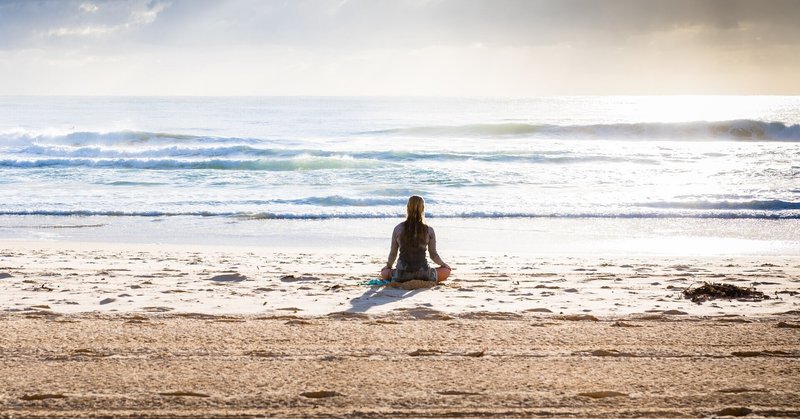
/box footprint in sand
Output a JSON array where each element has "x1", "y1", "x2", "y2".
[
  {"x1": 394, "y1": 307, "x2": 451, "y2": 320},
  {"x1": 141, "y1": 306, "x2": 174, "y2": 312},
  {"x1": 208, "y1": 273, "x2": 247, "y2": 282},
  {"x1": 525, "y1": 308, "x2": 553, "y2": 313},
  {"x1": 280, "y1": 275, "x2": 320, "y2": 282}
]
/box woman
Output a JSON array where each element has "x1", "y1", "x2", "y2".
[{"x1": 381, "y1": 196, "x2": 451, "y2": 282}]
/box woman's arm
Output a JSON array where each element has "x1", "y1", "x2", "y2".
[
  {"x1": 385, "y1": 224, "x2": 401, "y2": 268},
  {"x1": 428, "y1": 227, "x2": 448, "y2": 268}
]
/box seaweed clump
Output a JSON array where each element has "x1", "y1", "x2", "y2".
[{"x1": 683, "y1": 282, "x2": 769, "y2": 303}]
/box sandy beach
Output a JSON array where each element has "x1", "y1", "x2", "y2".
[
  {"x1": 4, "y1": 0, "x2": 800, "y2": 416},
  {"x1": 2, "y1": 313, "x2": 799, "y2": 417},
  {"x1": 2, "y1": 239, "x2": 800, "y2": 317},
  {"x1": 1, "y1": 240, "x2": 799, "y2": 417}
]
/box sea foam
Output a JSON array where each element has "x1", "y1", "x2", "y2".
[
  {"x1": 368, "y1": 119, "x2": 800, "y2": 141},
  {"x1": 1, "y1": 97, "x2": 799, "y2": 223}
]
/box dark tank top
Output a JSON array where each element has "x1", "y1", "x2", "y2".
[{"x1": 398, "y1": 237, "x2": 429, "y2": 272}]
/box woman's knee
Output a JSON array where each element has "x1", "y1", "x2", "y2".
[{"x1": 436, "y1": 267, "x2": 451, "y2": 281}]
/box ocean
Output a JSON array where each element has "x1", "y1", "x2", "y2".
[{"x1": 1, "y1": 96, "x2": 799, "y2": 255}]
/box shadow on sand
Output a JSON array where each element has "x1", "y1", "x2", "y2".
[{"x1": 346, "y1": 280, "x2": 437, "y2": 314}]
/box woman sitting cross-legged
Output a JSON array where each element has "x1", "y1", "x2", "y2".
[{"x1": 381, "y1": 195, "x2": 451, "y2": 282}]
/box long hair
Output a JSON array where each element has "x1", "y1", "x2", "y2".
[{"x1": 402, "y1": 195, "x2": 427, "y2": 247}]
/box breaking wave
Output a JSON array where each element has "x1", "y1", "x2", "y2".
[
  {"x1": 1, "y1": 211, "x2": 797, "y2": 220},
  {"x1": 368, "y1": 119, "x2": 800, "y2": 141},
  {"x1": 0, "y1": 157, "x2": 381, "y2": 171},
  {"x1": 637, "y1": 200, "x2": 800, "y2": 211},
  {"x1": 0, "y1": 129, "x2": 260, "y2": 147},
  {"x1": 0, "y1": 199, "x2": 800, "y2": 220},
  {"x1": 6, "y1": 145, "x2": 659, "y2": 167}
]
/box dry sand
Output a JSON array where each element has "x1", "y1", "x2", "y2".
[
  {"x1": 1, "y1": 241, "x2": 799, "y2": 417},
  {"x1": 1, "y1": 314, "x2": 799, "y2": 417},
  {"x1": 2, "y1": 241, "x2": 799, "y2": 317}
]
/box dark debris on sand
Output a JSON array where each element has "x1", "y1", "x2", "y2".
[{"x1": 683, "y1": 282, "x2": 769, "y2": 303}]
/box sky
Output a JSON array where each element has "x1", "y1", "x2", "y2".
[{"x1": 1, "y1": 0, "x2": 799, "y2": 96}]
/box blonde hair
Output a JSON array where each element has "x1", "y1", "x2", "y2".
[{"x1": 403, "y1": 195, "x2": 427, "y2": 247}]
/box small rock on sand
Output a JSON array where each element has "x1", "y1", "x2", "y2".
[
  {"x1": 0, "y1": 272, "x2": 12, "y2": 279},
  {"x1": 99, "y1": 298, "x2": 116, "y2": 305}
]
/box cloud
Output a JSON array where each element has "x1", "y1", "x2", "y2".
[
  {"x1": 46, "y1": 25, "x2": 113, "y2": 37},
  {"x1": 150, "y1": 0, "x2": 800, "y2": 49},
  {"x1": 79, "y1": 2, "x2": 99, "y2": 14},
  {"x1": 44, "y1": 1, "x2": 168, "y2": 38},
  {"x1": 129, "y1": 1, "x2": 166, "y2": 25},
  {"x1": 4, "y1": 0, "x2": 800, "y2": 49},
  {"x1": 0, "y1": 0, "x2": 798, "y2": 95}
]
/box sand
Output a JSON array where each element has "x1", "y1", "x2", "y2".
[
  {"x1": 2, "y1": 240, "x2": 799, "y2": 317},
  {"x1": 1, "y1": 240, "x2": 799, "y2": 417},
  {"x1": 1, "y1": 315, "x2": 799, "y2": 417}
]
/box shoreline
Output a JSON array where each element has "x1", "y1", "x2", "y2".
[{"x1": 3, "y1": 215, "x2": 800, "y2": 257}]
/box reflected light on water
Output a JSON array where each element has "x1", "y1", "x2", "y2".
[
  {"x1": 607, "y1": 95, "x2": 789, "y2": 123},
  {"x1": 613, "y1": 236, "x2": 793, "y2": 256}
]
